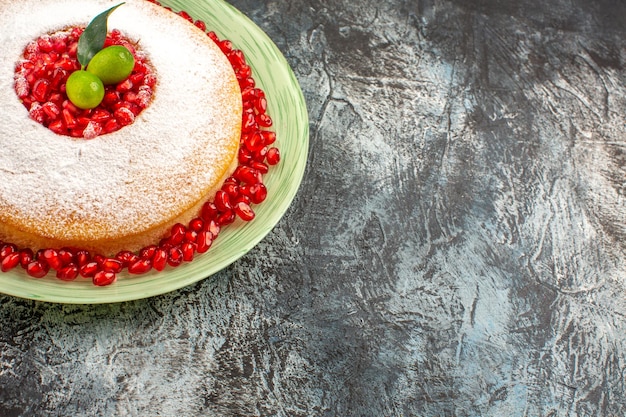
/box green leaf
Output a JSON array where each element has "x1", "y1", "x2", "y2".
[{"x1": 77, "y1": 2, "x2": 125, "y2": 68}]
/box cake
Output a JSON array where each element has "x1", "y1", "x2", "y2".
[{"x1": 0, "y1": 0, "x2": 279, "y2": 284}]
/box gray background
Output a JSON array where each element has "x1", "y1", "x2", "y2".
[{"x1": 1, "y1": 0, "x2": 626, "y2": 415}]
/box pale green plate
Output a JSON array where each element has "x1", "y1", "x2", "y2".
[{"x1": 0, "y1": 0, "x2": 309, "y2": 304}]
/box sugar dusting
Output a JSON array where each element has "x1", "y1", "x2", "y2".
[{"x1": 0, "y1": 0, "x2": 241, "y2": 242}]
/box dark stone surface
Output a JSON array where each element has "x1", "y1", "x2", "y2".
[{"x1": 1, "y1": 0, "x2": 625, "y2": 415}]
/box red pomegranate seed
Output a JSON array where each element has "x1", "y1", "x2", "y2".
[
  {"x1": 75, "y1": 250, "x2": 91, "y2": 267},
  {"x1": 184, "y1": 230, "x2": 198, "y2": 243},
  {"x1": 189, "y1": 218, "x2": 204, "y2": 232},
  {"x1": 216, "y1": 210, "x2": 235, "y2": 226},
  {"x1": 27, "y1": 260, "x2": 50, "y2": 278},
  {"x1": 235, "y1": 201, "x2": 255, "y2": 221},
  {"x1": 0, "y1": 243, "x2": 17, "y2": 259},
  {"x1": 245, "y1": 131, "x2": 265, "y2": 152},
  {"x1": 194, "y1": 20, "x2": 207, "y2": 31},
  {"x1": 249, "y1": 161, "x2": 269, "y2": 174},
  {"x1": 243, "y1": 183, "x2": 268, "y2": 204},
  {"x1": 214, "y1": 190, "x2": 232, "y2": 211},
  {"x1": 257, "y1": 113, "x2": 273, "y2": 127},
  {"x1": 93, "y1": 271, "x2": 116, "y2": 286},
  {"x1": 29, "y1": 104, "x2": 45, "y2": 123},
  {"x1": 42, "y1": 102, "x2": 60, "y2": 120},
  {"x1": 255, "y1": 97, "x2": 267, "y2": 114},
  {"x1": 169, "y1": 223, "x2": 186, "y2": 245},
  {"x1": 201, "y1": 202, "x2": 218, "y2": 221},
  {"x1": 261, "y1": 130, "x2": 276, "y2": 145},
  {"x1": 41, "y1": 248, "x2": 62, "y2": 270},
  {"x1": 116, "y1": 250, "x2": 140, "y2": 267},
  {"x1": 1, "y1": 252, "x2": 20, "y2": 272},
  {"x1": 222, "y1": 182, "x2": 239, "y2": 198},
  {"x1": 19, "y1": 248, "x2": 34, "y2": 269},
  {"x1": 234, "y1": 166, "x2": 262, "y2": 184},
  {"x1": 56, "y1": 264, "x2": 79, "y2": 281},
  {"x1": 167, "y1": 247, "x2": 184, "y2": 267},
  {"x1": 100, "y1": 258, "x2": 123, "y2": 273},
  {"x1": 57, "y1": 248, "x2": 75, "y2": 265},
  {"x1": 140, "y1": 245, "x2": 157, "y2": 260},
  {"x1": 238, "y1": 147, "x2": 253, "y2": 164},
  {"x1": 152, "y1": 248, "x2": 168, "y2": 271},
  {"x1": 207, "y1": 220, "x2": 220, "y2": 236},
  {"x1": 79, "y1": 261, "x2": 99, "y2": 278},
  {"x1": 114, "y1": 107, "x2": 134, "y2": 126},
  {"x1": 116, "y1": 78, "x2": 133, "y2": 93},
  {"x1": 266, "y1": 147, "x2": 281, "y2": 165},
  {"x1": 196, "y1": 230, "x2": 213, "y2": 254},
  {"x1": 32, "y1": 79, "x2": 50, "y2": 102},
  {"x1": 128, "y1": 258, "x2": 152, "y2": 274},
  {"x1": 181, "y1": 242, "x2": 196, "y2": 262}
]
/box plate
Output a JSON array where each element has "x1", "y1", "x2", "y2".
[{"x1": 0, "y1": 0, "x2": 309, "y2": 304}]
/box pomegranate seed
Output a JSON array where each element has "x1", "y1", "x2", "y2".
[
  {"x1": 216, "y1": 210, "x2": 236, "y2": 226},
  {"x1": 116, "y1": 78, "x2": 133, "y2": 92},
  {"x1": 184, "y1": 230, "x2": 198, "y2": 243},
  {"x1": 29, "y1": 104, "x2": 45, "y2": 123},
  {"x1": 140, "y1": 245, "x2": 157, "y2": 260},
  {"x1": 207, "y1": 220, "x2": 221, "y2": 236},
  {"x1": 257, "y1": 113, "x2": 273, "y2": 127},
  {"x1": 189, "y1": 218, "x2": 204, "y2": 232},
  {"x1": 128, "y1": 258, "x2": 152, "y2": 274},
  {"x1": 38, "y1": 37, "x2": 53, "y2": 53},
  {"x1": 196, "y1": 230, "x2": 213, "y2": 254},
  {"x1": 100, "y1": 258, "x2": 123, "y2": 273},
  {"x1": 249, "y1": 161, "x2": 269, "y2": 174},
  {"x1": 167, "y1": 247, "x2": 184, "y2": 267},
  {"x1": 114, "y1": 107, "x2": 135, "y2": 126},
  {"x1": 245, "y1": 131, "x2": 265, "y2": 152},
  {"x1": 194, "y1": 20, "x2": 207, "y2": 31},
  {"x1": 243, "y1": 183, "x2": 268, "y2": 204},
  {"x1": 93, "y1": 271, "x2": 116, "y2": 286},
  {"x1": 181, "y1": 242, "x2": 196, "y2": 262},
  {"x1": 19, "y1": 248, "x2": 34, "y2": 269},
  {"x1": 235, "y1": 201, "x2": 256, "y2": 221},
  {"x1": 169, "y1": 223, "x2": 186, "y2": 245},
  {"x1": 218, "y1": 40, "x2": 233, "y2": 53},
  {"x1": 222, "y1": 182, "x2": 239, "y2": 198},
  {"x1": 79, "y1": 261, "x2": 100, "y2": 278},
  {"x1": 234, "y1": 166, "x2": 262, "y2": 184},
  {"x1": 1, "y1": 252, "x2": 21, "y2": 272},
  {"x1": 266, "y1": 147, "x2": 281, "y2": 165},
  {"x1": 41, "y1": 248, "x2": 62, "y2": 270},
  {"x1": 0, "y1": 244, "x2": 17, "y2": 260},
  {"x1": 261, "y1": 130, "x2": 277, "y2": 145},
  {"x1": 56, "y1": 264, "x2": 79, "y2": 281},
  {"x1": 214, "y1": 190, "x2": 232, "y2": 211},
  {"x1": 238, "y1": 147, "x2": 253, "y2": 164},
  {"x1": 27, "y1": 260, "x2": 50, "y2": 278},
  {"x1": 201, "y1": 202, "x2": 218, "y2": 221},
  {"x1": 42, "y1": 102, "x2": 60, "y2": 120},
  {"x1": 75, "y1": 250, "x2": 91, "y2": 267},
  {"x1": 32, "y1": 79, "x2": 50, "y2": 102},
  {"x1": 178, "y1": 10, "x2": 193, "y2": 22},
  {"x1": 57, "y1": 248, "x2": 75, "y2": 265},
  {"x1": 152, "y1": 248, "x2": 168, "y2": 271},
  {"x1": 255, "y1": 97, "x2": 267, "y2": 114},
  {"x1": 116, "y1": 250, "x2": 140, "y2": 267}
]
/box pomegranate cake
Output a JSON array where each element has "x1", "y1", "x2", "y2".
[{"x1": 0, "y1": 0, "x2": 279, "y2": 285}]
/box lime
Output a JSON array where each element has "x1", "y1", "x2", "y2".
[
  {"x1": 65, "y1": 70, "x2": 105, "y2": 109},
  {"x1": 87, "y1": 45, "x2": 135, "y2": 85}
]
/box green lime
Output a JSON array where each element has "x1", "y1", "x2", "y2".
[
  {"x1": 87, "y1": 45, "x2": 135, "y2": 85},
  {"x1": 65, "y1": 70, "x2": 105, "y2": 109}
]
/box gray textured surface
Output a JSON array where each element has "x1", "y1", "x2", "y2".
[{"x1": 1, "y1": 0, "x2": 626, "y2": 416}]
